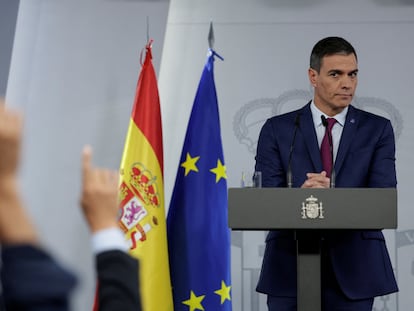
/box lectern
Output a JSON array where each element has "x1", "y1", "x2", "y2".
[{"x1": 228, "y1": 188, "x2": 397, "y2": 311}]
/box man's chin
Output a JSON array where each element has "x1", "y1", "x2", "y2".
[{"x1": 336, "y1": 99, "x2": 352, "y2": 108}]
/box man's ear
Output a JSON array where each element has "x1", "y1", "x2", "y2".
[{"x1": 308, "y1": 68, "x2": 317, "y2": 87}]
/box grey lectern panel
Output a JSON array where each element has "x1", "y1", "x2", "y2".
[{"x1": 228, "y1": 188, "x2": 397, "y2": 230}]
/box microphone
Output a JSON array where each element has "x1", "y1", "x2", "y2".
[
  {"x1": 287, "y1": 113, "x2": 301, "y2": 188},
  {"x1": 320, "y1": 115, "x2": 328, "y2": 127},
  {"x1": 320, "y1": 115, "x2": 335, "y2": 188}
]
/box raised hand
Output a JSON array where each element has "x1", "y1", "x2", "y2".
[
  {"x1": 0, "y1": 99, "x2": 23, "y2": 178},
  {"x1": 80, "y1": 145, "x2": 120, "y2": 233}
]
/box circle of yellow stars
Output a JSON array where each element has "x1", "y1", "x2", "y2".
[{"x1": 181, "y1": 152, "x2": 227, "y2": 183}]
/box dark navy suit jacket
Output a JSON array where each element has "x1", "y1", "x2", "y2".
[
  {"x1": 0, "y1": 244, "x2": 77, "y2": 311},
  {"x1": 1, "y1": 246, "x2": 141, "y2": 311},
  {"x1": 255, "y1": 102, "x2": 398, "y2": 300},
  {"x1": 95, "y1": 250, "x2": 142, "y2": 311}
]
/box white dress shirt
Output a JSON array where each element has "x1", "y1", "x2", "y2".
[{"x1": 310, "y1": 101, "x2": 348, "y2": 162}]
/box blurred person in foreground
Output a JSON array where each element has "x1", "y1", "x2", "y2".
[
  {"x1": 80, "y1": 145, "x2": 142, "y2": 311},
  {"x1": 0, "y1": 100, "x2": 142, "y2": 310},
  {"x1": 0, "y1": 100, "x2": 76, "y2": 310}
]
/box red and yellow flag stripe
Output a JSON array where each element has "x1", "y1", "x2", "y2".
[{"x1": 118, "y1": 42, "x2": 173, "y2": 311}]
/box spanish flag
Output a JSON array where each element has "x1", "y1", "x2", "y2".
[{"x1": 117, "y1": 41, "x2": 173, "y2": 311}]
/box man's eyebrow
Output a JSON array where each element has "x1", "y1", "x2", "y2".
[
  {"x1": 327, "y1": 69, "x2": 344, "y2": 74},
  {"x1": 327, "y1": 69, "x2": 359, "y2": 74}
]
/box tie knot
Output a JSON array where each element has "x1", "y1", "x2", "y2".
[{"x1": 326, "y1": 118, "x2": 336, "y2": 130}]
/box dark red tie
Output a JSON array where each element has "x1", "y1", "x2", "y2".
[{"x1": 321, "y1": 118, "x2": 337, "y2": 177}]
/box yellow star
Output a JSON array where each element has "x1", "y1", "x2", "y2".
[
  {"x1": 181, "y1": 152, "x2": 200, "y2": 176},
  {"x1": 182, "y1": 290, "x2": 205, "y2": 311},
  {"x1": 210, "y1": 159, "x2": 227, "y2": 183},
  {"x1": 214, "y1": 280, "x2": 232, "y2": 304}
]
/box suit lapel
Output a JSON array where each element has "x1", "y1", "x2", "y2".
[
  {"x1": 334, "y1": 105, "x2": 359, "y2": 175},
  {"x1": 299, "y1": 103, "x2": 323, "y2": 172}
]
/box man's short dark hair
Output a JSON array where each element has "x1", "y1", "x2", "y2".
[{"x1": 310, "y1": 36, "x2": 357, "y2": 72}]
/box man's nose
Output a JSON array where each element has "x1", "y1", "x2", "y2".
[{"x1": 340, "y1": 76, "x2": 353, "y2": 89}]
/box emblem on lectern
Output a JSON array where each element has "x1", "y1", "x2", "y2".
[{"x1": 301, "y1": 195, "x2": 324, "y2": 219}]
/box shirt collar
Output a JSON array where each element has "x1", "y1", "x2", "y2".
[{"x1": 310, "y1": 100, "x2": 348, "y2": 127}]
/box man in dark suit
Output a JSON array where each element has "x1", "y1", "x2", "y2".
[
  {"x1": 255, "y1": 37, "x2": 398, "y2": 310},
  {"x1": 0, "y1": 101, "x2": 142, "y2": 311}
]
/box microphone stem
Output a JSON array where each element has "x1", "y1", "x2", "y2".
[
  {"x1": 330, "y1": 169, "x2": 335, "y2": 188},
  {"x1": 286, "y1": 113, "x2": 301, "y2": 188}
]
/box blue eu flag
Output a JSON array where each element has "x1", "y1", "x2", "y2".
[{"x1": 167, "y1": 49, "x2": 232, "y2": 311}]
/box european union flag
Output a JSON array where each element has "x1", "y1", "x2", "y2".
[{"x1": 167, "y1": 49, "x2": 232, "y2": 311}]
